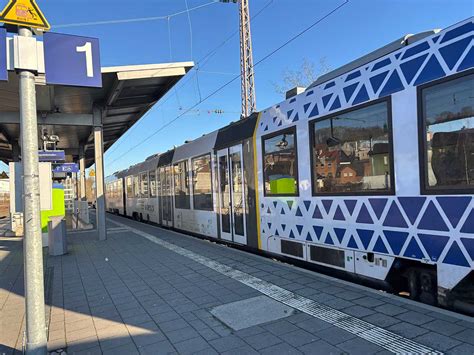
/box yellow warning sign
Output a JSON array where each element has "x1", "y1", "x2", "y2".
[
  {"x1": 0, "y1": 0, "x2": 50, "y2": 30},
  {"x1": 89, "y1": 169, "x2": 95, "y2": 177}
]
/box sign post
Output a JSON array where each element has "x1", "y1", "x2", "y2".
[
  {"x1": 0, "y1": 2, "x2": 50, "y2": 354},
  {"x1": 18, "y1": 26, "x2": 47, "y2": 355}
]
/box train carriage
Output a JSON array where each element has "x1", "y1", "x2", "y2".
[
  {"x1": 254, "y1": 18, "x2": 474, "y2": 308},
  {"x1": 106, "y1": 18, "x2": 474, "y2": 313},
  {"x1": 105, "y1": 171, "x2": 126, "y2": 215}
]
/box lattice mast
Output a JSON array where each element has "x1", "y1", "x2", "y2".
[{"x1": 221, "y1": 0, "x2": 257, "y2": 118}]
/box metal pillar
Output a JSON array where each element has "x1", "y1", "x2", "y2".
[
  {"x1": 79, "y1": 147, "x2": 86, "y2": 201},
  {"x1": 18, "y1": 27, "x2": 47, "y2": 355},
  {"x1": 12, "y1": 140, "x2": 20, "y2": 162},
  {"x1": 93, "y1": 108, "x2": 106, "y2": 241}
]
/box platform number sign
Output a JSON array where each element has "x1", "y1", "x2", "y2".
[
  {"x1": 44, "y1": 32, "x2": 102, "y2": 88},
  {"x1": 0, "y1": 28, "x2": 6, "y2": 81}
]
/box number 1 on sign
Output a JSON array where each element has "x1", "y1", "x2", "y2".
[{"x1": 76, "y1": 42, "x2": 94, "y2": 78}]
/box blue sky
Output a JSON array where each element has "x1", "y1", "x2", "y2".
[{"x1": 4, "y1": 0, "x2": 473, "y2": 175}]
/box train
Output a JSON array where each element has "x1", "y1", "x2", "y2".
[{"x1": 106, "y1": 18, "x2": 474, "y2": 314}]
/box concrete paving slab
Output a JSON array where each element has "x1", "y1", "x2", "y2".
[{"x1": 210, "y1": 295, "x2": 295, "y2": 331}]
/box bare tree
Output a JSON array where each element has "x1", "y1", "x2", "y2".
[{"x1": 272, "y1": 57, "x2": 331, "y2": 95}]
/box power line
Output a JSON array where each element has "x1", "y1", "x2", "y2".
[
  {"x1": 108, "y1": 0, "x2": 349, "y2": 168},
  {"x1": 53, "y1": 1, "x2": 218, "y2": 29},
  {"x1": 106, "y1": 0, "x2": 274, "y2": 157}
]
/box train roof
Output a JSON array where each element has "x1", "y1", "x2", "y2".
[
  {"x1": 214, "y1": 112, "x2": 259, "y2": 150},
  {"x1": 307, "y1": 30, "x2": 439, "y2": 89},
  {"x1": 157, "y1": 149, "x2": 175, "y2": 167},
  {"x1": 172, "y1": 130, "x2": 218, "y2": 163}
]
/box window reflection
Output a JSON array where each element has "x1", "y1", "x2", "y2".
[
  {"x1": 312, "y1": 101, "x2": 392, "y2": 194},
  {"x1": 263, "y1": 129, "x2": 298, "y2": 195},
  {"x1": 423, "y1": 74, "x2": 473, "y2": 190},
  {"x1": 192, "y1": 155, "x2": 213, "y2": 210},
  {"x1": 174, "y1": 161, "x2": 190, "y2": 209}
]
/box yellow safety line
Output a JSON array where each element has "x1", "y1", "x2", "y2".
[{"x1": 253, "y1": 112, "x2": 262, "y2": 250}]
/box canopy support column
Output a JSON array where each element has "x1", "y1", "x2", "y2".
[
  {"x1": 93, "y1": 108, "x2": 107, "y2": 241},
  {"x1": 79, "y1": 146, "x2": 86, "y2": 201}
]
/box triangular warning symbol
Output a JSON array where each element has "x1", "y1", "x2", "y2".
[{"x1": 0, "y1": 0, "x2": 50, "y2": 30}]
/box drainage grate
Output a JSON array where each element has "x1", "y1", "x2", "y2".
[{"x1": 111, "y1": 220, "x2": 443, "y2": 355}]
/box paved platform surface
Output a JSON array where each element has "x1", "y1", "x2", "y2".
[{"x1": 1, "y1": 213, "x2": 473, "y2": 355}]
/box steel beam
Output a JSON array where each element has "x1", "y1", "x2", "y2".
[{"x1": 0, "y1": 112, "x2": 94, "y2": 126}]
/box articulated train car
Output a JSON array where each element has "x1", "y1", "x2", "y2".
[{"x1": 106, "y1": 18, "x2": 474, "y2": 313}]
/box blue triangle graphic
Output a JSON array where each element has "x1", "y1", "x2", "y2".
[
  {"x1": 347, "y1": 235, "x2": 359, "y2": 249},
  {"x1": 303, "y1": 103, "x2": 311, "y2": 114},
  {"x1": 432, "y1": 35, "x2": 440, "y2": 43},
  {"x1": 458, "y1": 46, "x2": 474, "y2": 72},
  {"x1": 313, "y1": 226, "x2": 323, "y2": 239},
  {"x1": 414, "y1": 55, "x2": 446, "y2": 86},
  {"x1": 353, "y1": 84, "x2": 369, "y2": 105},
  {"x1": 395, "y1": 52, "x2": 401, "y2": 59},
  {"x1": 369, "y1": 198, "x2": 388, "y2": 220},
  {"x1": 293, "y1": 113, "x2": 299, "y2": 122},
  {"x1": 275, "y1": 229, "x2": 279, "y2": 236},
  {"x1": 345, "y1": 70, "x2": 361, "y2": 81},
  {"x1": 306, "y1": 232, "x2": 313, "y2": 242},
  {"x1": 324, "y1": 233, "x2": 334, "y2": 245},
  {"x1": 287, "y1": 110, "x2": 294, "y2": 120},
  {"x1": 443, "y1": 241, "x2": 470, "y2": 267},
  {"x1": 296, "y1": 207, "x2": 303, "y2": 217},
  {"x1": 324, "y1": 81, "x2": 335, "y2": 89},
  {"x1": 296, "y1": 225, "x2": 304, "y2": 236},
  {"x1": 460, "y1": 238, "x2": 474, "y2": 261},
  {"x1": 440, "y1": 21, "x2": 474, "y2": 44},
  {"x1": 313, "y1": 205, "x2": 323, "y2": 219},
  {"x1": 334, "y1": 228, "x2": 345, "y2": 243},
  {"x1": 460, "y1": 209, "x2": 474, "y2": 234},
  {"x1": 334, "y1": 206, "x2": 345, "y2": 221},
  {"x1": 273, "y1": 201, "x2": 278, "y2": 208},
  {"x1": 369, "y1": 71, "x2": 389, "y2": 93},
  {"x1": 343, "y1": 83, "x2": 358, "y2": 102},
  {"x1": 399, "y1": 197, "x2": 426, "y2": 225},
  {"x1": 322, "y1": 94, "x2": 333, "y2": 108},
  {"x1": 418, "y1": 201, "x2": 449, "y2": 232},
  {"x1": 303, "y1": 200, "x2": 311, "y2": 211},
  {"x1": 403, "y1": 237, "x2": 425, "y2": 259},
  {"x1": 329, "y1": 96, "x2": 341, "y2": 111},
  {"x1": 439, "y1": 37, "x2": 472, "y2": 70},
  {"x1": 287, "y1": 200, "x2": 294, "y2": 209},
  {"x1": 344, "y1": 200, "x2": 357, "y2": 216},
  {"x1": 357, "y1": 229, "x2": 374, "y2": 249},
  {"x1": 280, "y1": 208, "x2": 285, "y2": 215},
  {"x1": 402, "y1": 41, "x2": 430, "y2": 60},
  {"x1": 309, "y1": 103, "x2": 319, "y2": 118},
  {"x1": 264, "y1": 125, "x2": 268, "y2": 131},
  {"x1": 289, "y1": 230, "x2": 296, "y2": 239},
  {"x1": 267, "y1": 222, "x2": 272, "y2": 230},
  {"x1": 273, "y1": 116, "x2": 277, "y2": 123},
  {"x1": 379, "y1": 70, "x2": 404, "y2": 97},
  {"x1": 356, "y1": 203, "x2": 374, "y2": 224},
  {"x1": 437, "y1": 197, "x2": 471, "y2": 229},
  {"x1": 384, "y1": 230, "x2": 409, "y2": 255},
  {"x1": 400, "y1": 54, "x2": 428, "y2": 85},
  {"x1": 418, "y1": 233, "x2": 450, "y2": 262},
  {"x1": 281, "y1": 224, "x2": 287, "y2": 231},
  {"x1": 322, "y1": 200, "x2": 333, "y2": 214},
  {"x1": 373, "y1": 237, "x2": 389, "y2": 254},
  {"x1": 383, "y1": 201, "x2": 408, "y2": 228},
  {"x1": 372, "y1": 58, "x2": 391, "y2": 71},
  {"x1": 266, "y1": 207, "x2": 271, "y2": 214}
]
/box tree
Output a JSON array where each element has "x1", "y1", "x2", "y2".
[{"x1": 272, "y1": 57, "x2": 331, "y2": 95}]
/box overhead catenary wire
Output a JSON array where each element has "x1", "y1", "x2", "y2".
[
  {"x1": 106, "y1": 0, "x2": 274, "y2": 157},
  {"x1": 108, "y1": 0, "x2": 350, "y2": 168},
  {"x1": 53, "y1": 1, "x2": 219, "y2": 29}
]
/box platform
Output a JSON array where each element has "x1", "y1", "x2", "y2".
[{"x1": 1, "y1": 213, "x2": 473, "y2": 355}]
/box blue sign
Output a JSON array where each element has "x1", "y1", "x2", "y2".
[
  {"x1": 44, "y1": 32, "x2": 102, "y2": 88},
  {"x1": 39, "y1": 150, "x2": 65, "y2": 162},
  {"x1": 53, "y1": 163, "x2": 79, "y2": 173},
  {"x1": 0, "y1": 28, "x2": 7, "y2": 82}
]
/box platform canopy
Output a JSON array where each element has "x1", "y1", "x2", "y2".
[{"x1": 0, "y1": 61, "x2": 194, "y2": 167}]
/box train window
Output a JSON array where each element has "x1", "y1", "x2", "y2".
[
  {"x1": 126, "y1": 176, "x2": 133, "y2": 197},
  {"x1": 133, "y1": 175, "x2": 140, "y2": 198},
  {"x1": 192, "y1": 154, "x2": 213, "y2": 211},
  {"x1": 420, "y1": 73, "x2": 473, "y2": 193},
  {"x1": 310, "y1": 99, "x2": 393, "y2": 195},
  {"x1": 262, "y1": 127, "x2": 299, "y2": 196},
  {"x1": 149, "y1": 170, "x2": 157, "y2": 197},
  {"x1": 140, "y1": 172, "x2": 149, "y2": 198},
  {"x1": 174, "y1": 160, "x2": 190, "y2": 209}
]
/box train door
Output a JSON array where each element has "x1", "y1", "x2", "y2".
[
  {"x1": 217, "y1": 145, "x2": 247, "y2": 245},
  {"x1": 160, "y1": 165, "x2": 173, "y2": 227}
]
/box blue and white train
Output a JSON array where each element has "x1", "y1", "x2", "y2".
[{"x1": 106, "y1": 18, "x2": 474, "y2": 314}]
